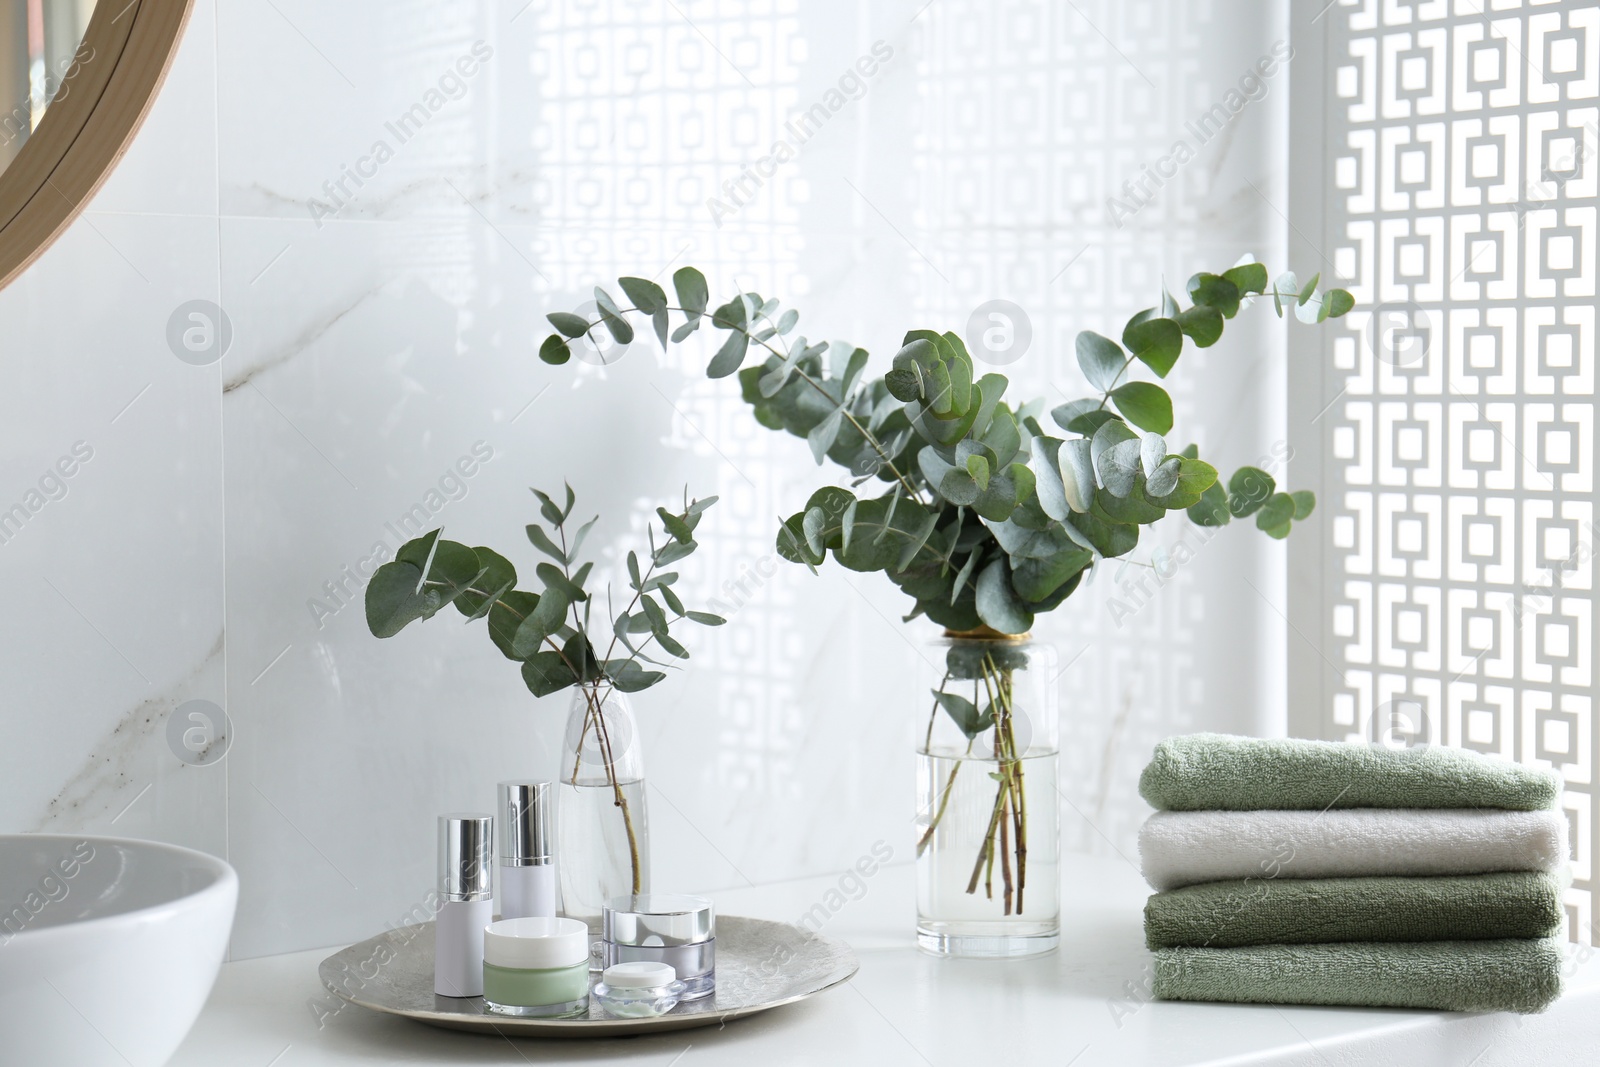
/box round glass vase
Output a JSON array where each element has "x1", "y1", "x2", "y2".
[
  {"x1": 558, "y1": 686, "x2": 651, "y2": 931},
  {"x1": 915, "y1": 631, "x2": 1059, "y2": 958}
]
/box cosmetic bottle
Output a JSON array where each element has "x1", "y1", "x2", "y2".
[
  {"x1": 435, "y1": 812, "x2": 494, "y2": 998},
  {"x1": 498, "y1": 781, "x2": 556, "y2": 920},
  {"x1": 482, "y1": 917, "x2": 591, "y2": 1017},
  {"x1": 601, "y1": 894, "x2": 716, "y2": 1000}
]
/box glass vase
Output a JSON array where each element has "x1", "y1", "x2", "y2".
[
  {"x1": 915, "y1": 631, "x2": 1059, "y2": 958},
  {"x1": 558, "y1": 686, "x2": 650, "y2": 931}
]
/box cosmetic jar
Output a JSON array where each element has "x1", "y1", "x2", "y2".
[
  {"x1": 602, "y1": 894, "x2": 715, "y2": 1000},
  {"x1": 592, "y1": 961, "x2": 687, "y2": 1018},
  {"x1": 497, "y1": 780, "x2": 556, "y2": 920},
  {"x1": 434, "y1": 813, "x2": 494, "y2": 998},
  {"x1": 482, "y1": 917, "x2": 591, "y2": 1018}
]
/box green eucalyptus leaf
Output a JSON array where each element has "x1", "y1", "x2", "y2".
[
  {"x1": 1111, "y1": 382, "x2": 1173, "y2": 434},
  {"x1": 1050, "y1": 398, "x2": 1100, "y2": 435},
  {"x1": 656, "y1": 539, "x2": 697, "y2": 565},
  {"x1": 510, "y1": 586, "x2": 570, "y2": 658},
  {"x1": 1090, "y1": 418, "x2": 1138, "y2": 475},
  {"x1": 536, "y1": 562, "x2": 587, "y2": 602},
  {"x1": 1144, "y1": 456, "x2": 1217, "y2": 509},
  {"x1": 674, "y1": 266, "x2": 709, "y2": 319},
  {"x1": 1188, "y1": 480, "x2": 1232, "y2": 527},
  {"x1": 931, "y1": 690, "x2": 987, "y2": 739},
  {"x1": 530, "y1": 488, "x2": 563, "y2": 526},
  {"x1": 525, "y1": 524, "x2": 565, "y2": 562},
  {"x1": 1122, "y1": 316, "x2": 1183, "y2": 378},
  {"x1": 1076, "y1": 331, "x2": 1126, "y2": 392},
  {"x1": 521, "y1": 651, "x2": 577, "y2": 697},
  {"x1": 1010, "y1": 548, "x2": 1093, "y2": 603},
  {"x1": 562, "y1": 632, "x2": 602, "y2": 682},
  {"x1": 707, "y1": 330, "x2": 750, "y2": 378},
  {"x1": 1187, "y1": 272, "x2": 1242, "y2": 318},
  {"x1": 640, "y1": 594, "x2": 669, "y2": 637},
  {"x1": 808, "y1": 408, "x2": 844, "y2": 464},
  {"x1": 487, "y1": 590, "x2": 541, "y2": 659},
  {"x1": 594, "y1": 288, "x2": 634, "y2": 344},
  {"x1": 1298, "y1": 272, "x2": 1321, "y2": 306},
  {"x1": 453, "y1": 547, "x2": 517, "y2": 619},
  {"x1": 1325, "y1": 289, "x2": 1355, "y2": 318},
  {"x1": 539, "y1": 334, "x2": 572, "y2": 365},
  {"x1": 1065, "y1": 510, "x2": 1138, "y2": 558},
  {"x1": 1140, "y1": 433, "x2": 1167, "y2": 478},
  {"x1": 618, "y1": 276, "x2": 667, "y2": 315},
  {"x1": 686, "y1": 611, "x2": 726, "y2": 625},
  {"x1": 656, "y1": 631, "x2": 690, "y2": 659},
  {"x1": 547, "y1": 312, "x2": 590, "y2": 338},
  {"x1": 657, "y1": 507, "x2": 694, "y2": 543},
  {"x1": 1256, "y1": 492, "x2": 1296, "y2": 533},
  {"x1": 606, "y1": 659, "x2": 667, "y2": 693},
  {"x1": 1222, "y1": 262, "x2": 1269, "y2": 295},
  {"x1": 965, "y1": 453, "x2": 991, "y2": 492},
  {"x1": 365, "y1": 561, "x2": 431, "y2": 638},
  {"x1": 1059, "y1": 438, "x2": 1096, "y2": 513},
  {"x1": 1228, "y1": 466, "x2": 1277, "y2": 518},
  {"x1": 1097, "y1": 438, "x2": 1143, "y2": 497},
  {"x1": 1030, "y1": 437, "x2": 1069, "y2": 521},
  {"x1": 974, "y1": 559, "x2": 1033, "y2": 635},
  {"x1": 1094, "y1": 480, "x2": 1166, "y2": 524},
  {"x1": 939, "y1": 468, "x2": 981, "y2": 506},
  {"x1": 950, "y1": 549, "x2": 981, "y2": 604},
  {"x1": 1291, "y1": 490, "x2": 1316, "y2": 520},
  {"x1": 1174, "y1": 304, "x2": 1224, "y2": 347},
  {"x1": 1145, "y1": 455, "x2": 1183, "y2": 497}
]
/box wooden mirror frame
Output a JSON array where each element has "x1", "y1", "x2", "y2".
[{"x1": 0, "y1": 0, "x2": 193, "y2": 289}]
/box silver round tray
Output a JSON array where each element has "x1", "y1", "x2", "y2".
[{"x1": 318, "y1": 915, "x2": 858, "y2": 1037}]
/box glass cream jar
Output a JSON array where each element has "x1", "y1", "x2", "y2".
[
  {"x1": 601, "y1": 894, "x2": 715, "y2": 999},
  {"x1": 481, "y1": 917, "x2": 590, "y2": 1017}
]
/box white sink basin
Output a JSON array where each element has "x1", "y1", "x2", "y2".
[{"x1": 0, "y1": 834, "x2": 237, "y2": 1066}]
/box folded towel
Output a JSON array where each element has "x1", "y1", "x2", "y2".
[
  {"x1": 1139, "y1": 733, "x2": 1561, "y2": 812},
  {"x1": 1144, "y1": 871, "x2": 1567, "y2": 948},
  {"x1": 1139, "y1": 808, "x2": 1568, "y2": 890},
  {"x1": 1153, "y1": 937, "x2": 1566, "y2": 1013}
]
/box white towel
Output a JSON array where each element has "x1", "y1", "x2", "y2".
[{"x1": 1139, "y1": 808, "x2": 1569, "y2": 891}]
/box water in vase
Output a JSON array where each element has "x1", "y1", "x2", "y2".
[
  {"x1": 557, "y1": 776, "x2": 651, "y2": 929},
  {"x1": 915, "y1": 749, "x2": 1060, "y2": 957}
]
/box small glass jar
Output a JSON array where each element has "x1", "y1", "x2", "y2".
[
  {"x1": 592, "y1": 961, "x2": 687, "y2": 1018},
  {"x1": 602, "y1": 894, "x2": 715, "y2": 1000},
  {"x1": 482, "y1": 917, "x2": 591, "y2": 1017}
]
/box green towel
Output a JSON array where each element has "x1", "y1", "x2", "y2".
[
  {"x1": 1144, "y1": 872, "x2": 1566, "y2": 949},
  {"x1": 1153, "y1": 938, "x2": 1566, "y2": 1013},
  {"x1": 1140, "y1": 733, "x2": 1560, "y2": 812}
]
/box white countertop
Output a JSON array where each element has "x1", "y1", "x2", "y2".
[{"x1": 173, "y1": 855, "x2": 1600, "y2": 1067}]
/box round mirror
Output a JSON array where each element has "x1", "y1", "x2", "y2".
[{"x1": 0, "y1": 0, "x2": 190, "y2": 288}]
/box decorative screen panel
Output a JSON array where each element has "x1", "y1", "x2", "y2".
[{"x1": 1293, "y1": 0, "x2": 1598, "y2": 940}]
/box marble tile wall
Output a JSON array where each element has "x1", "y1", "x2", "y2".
[{"x1": 0, "y1": 0, "x2": 1292, "y2": 958}]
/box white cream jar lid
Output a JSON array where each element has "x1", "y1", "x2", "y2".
[
  {"x1": 483, "y1": 916, "x2": 590, "y2": 969},
  {"x1": 601, "y1": 961, "x2": 677, "y2": 989}
]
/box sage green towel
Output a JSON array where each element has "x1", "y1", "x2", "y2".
[
  {"x1": 1140, "y1": 733, "x2": 1560, "y2": 812},
  {"x1": 1144, "y1": 871, "x2": 1566, "y2": 949},
  {"x1": 1154, "y1": 938, "x2": 1565, "y2": 1013}
]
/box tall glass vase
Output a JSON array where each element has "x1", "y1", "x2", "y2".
[
  {"x1": 558, "y1": 686, "x2": 650, "y2": 931},
  {"x1": 915, "y1": 631, "x2": 1059, "y2": 958}
]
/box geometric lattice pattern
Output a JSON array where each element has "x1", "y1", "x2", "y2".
[{"x1": 1318, "y1": 0, "x2": 1597, "y2": 940}]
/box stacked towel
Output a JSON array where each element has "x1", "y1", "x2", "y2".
[{"x1": 1137, "y1": 734, "x2": 1569, "y2": 1013}]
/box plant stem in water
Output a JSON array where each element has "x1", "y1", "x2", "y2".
[{"x1": 573, "y1": 683, "x2": 643, "y2": 895}]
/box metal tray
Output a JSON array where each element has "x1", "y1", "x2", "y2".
[{"x1": 318, "y1": 915, "x2": 858, "y2": 1037}]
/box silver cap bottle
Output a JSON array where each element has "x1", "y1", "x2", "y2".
[
  {"x1": 498, "y1": 781, "x2": 554, "y2": 867},
  {"x1": 437, "y1": 812, "x2": 493, "y2": 902}
]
